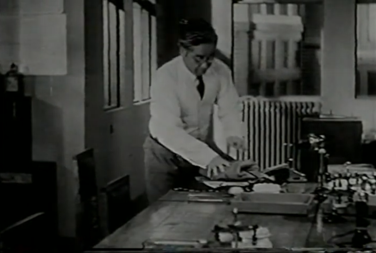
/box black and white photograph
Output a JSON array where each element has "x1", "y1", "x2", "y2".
[{"x1": 0, "y1": 0, "x2": 376, "y2": 252}]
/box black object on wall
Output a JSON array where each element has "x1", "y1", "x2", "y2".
[
  {"x1": 1, "y1": 94, "x2": 32, "y2": 172},
  {"x1": 101, "y1": 175, "x2": 132, "y2": 235},
  {"x1": 31, "y1": 161, "x2": 58, "y2": 244},
  {"x1": 0, "y1": 212, "x2": 48, "y2": 252},
  {"x1": 74, "y1": 149, "x2": 102, "y2": 250},
  {"x1": 300, "y1": 117, "x2": 363, "y2": 181},
  {"x1": 0, "y1": 161, "x2": 58, "y2": 249},
  {"x1": 362, "y1": 141, "x2": 376, "y2": 168}
]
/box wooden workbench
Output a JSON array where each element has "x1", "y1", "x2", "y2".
[{"x1": 94, "y1": 183, "x2": 376, "y2": 251}]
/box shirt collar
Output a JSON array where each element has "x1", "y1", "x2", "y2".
[
  {"x1": 178, "y1": 56, "x2": 197, "y2": 82},
  {"x1": 178, "y1": 56, "x2": 213, "y2": 82}
]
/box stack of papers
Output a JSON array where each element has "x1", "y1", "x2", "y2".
[
  {"x1": 201, "y1": 181, "x2": 250, "y2": 189},
  {"x1": 253, "y1": 183, "x2": 281, "y2": 193}
]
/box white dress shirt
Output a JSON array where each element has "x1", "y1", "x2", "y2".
[{"x1": 149, "y1": 56, "x2": 242, "y2": 169}]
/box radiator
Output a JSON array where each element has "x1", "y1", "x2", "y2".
[{"x1": 214, "y1": 97, "x2": 321, "y2": 170}]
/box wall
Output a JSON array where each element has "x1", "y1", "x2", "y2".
[
  {"x1": 227, "y1": 0, "x2": 376, "y2": 130},
  {"x1": 0, "y1": 1, "x2": 19, "y2": 70},
  {"x1": 0, "y1": 0, "x2": 234, "y2": 238},
  {"x1": 30, "y1": 0, "x2": 85, "y2": 238},
  {"x1": 0, "y1": 0, "x2": 85, "y2": 238},
  {"x1": 10, "y1": 0, "x2": 370, "y2": 240},
  {"x1": 37, "y1": 0, "x2": 375, "y2": 239},
  {"x1": 0, "y1": 0, "x2": 229, "y2": 238},
  {"x1": 31, "y1": 0, "x2": 85, "y2": 238},
  {"x1": 321, "y1": 0, "x2": 376, "y2": 131}
]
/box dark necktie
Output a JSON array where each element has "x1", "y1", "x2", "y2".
[{"x1": 196, "y1": 76, "x2": 205, "y2": 99}]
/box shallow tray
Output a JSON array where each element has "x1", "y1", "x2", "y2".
[{"x1": 231, "y1": 192, "x2": 315, "y2": 216}]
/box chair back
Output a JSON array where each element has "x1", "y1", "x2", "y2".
[
  {"x1": 101, "y1": 175, "x2": 132, "y2": 235},
  {"x1": 73, "y1": 149, "x2": 101, "y2": 250}
]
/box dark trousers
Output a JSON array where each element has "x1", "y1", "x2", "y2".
[{"x1": 143, "y1": 136, "x2": 232, "y2": 204}]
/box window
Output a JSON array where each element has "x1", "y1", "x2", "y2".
[
  {"x1": 133, "y1": 0, "x2": 157, "y2": 103},
  {"x1": 233, "y1": 2, "x2": 323, "y2": 97},
  {"x1": 356, "y1": 3, "x2": 376, "y2": 97},
  {"x1": 103, "y1": 0, "x2": 126, "y2": 109}
]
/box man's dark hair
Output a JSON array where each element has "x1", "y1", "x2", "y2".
[{"x1": 178, "y1": 18, "x2": 218, "y2": 49}]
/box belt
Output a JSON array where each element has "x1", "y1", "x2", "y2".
[
  {"x1": 149, "y1": 134, "x2": 159, "y2": 143},
  {"x1": 149, "y1": 134, "x2": 170, "y2": 151}
]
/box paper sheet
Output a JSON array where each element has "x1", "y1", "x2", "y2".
[{"x1": 201, "y1": 181, "x2": 250, "y2": 189}]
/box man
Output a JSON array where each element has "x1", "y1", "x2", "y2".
[{"x1": 143, "y1": 18, "x2": 245, "y2": 203}]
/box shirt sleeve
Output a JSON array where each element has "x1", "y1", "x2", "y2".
[
  {"x1": 149, "y1": 69, "x2": 218, "y2": 169},
  {"x1": 216, "y1": 64, "x2": 243, "y2": 139}
]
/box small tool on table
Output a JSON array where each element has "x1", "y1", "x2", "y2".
[
  {"x1": 143, "y1": 239, "x2": 209, "y2": 249},
  {"x1": 186, "y1": 191, "x2": 231, "y2": 203},
  {"x1": 232, "y1": 207, "x2": 239, "y2": 248},
  {"x1": 232, "y1": 207, "x2": 238, "y2": 224},
  {"x1": 252, "y1": 225, "x2": 259, "y2": 246}
]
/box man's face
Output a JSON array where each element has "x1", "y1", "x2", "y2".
[{"x1": 181, "y1": 43, "x2": 216, "y2": 76}]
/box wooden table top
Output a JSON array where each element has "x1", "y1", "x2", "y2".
[{"x1": 95, "y1": 183, "x2": 376, "y2": 251}]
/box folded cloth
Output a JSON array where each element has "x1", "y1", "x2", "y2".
[
  {"x1": 199, "y1": 160, "x2": 260, "y2": 181},
  {"x1": 232, "y1": 238, "x2": 273, "y2": 248},
  {"x1": 253, "y1": 183, "x2": 281, "y2": 193}
]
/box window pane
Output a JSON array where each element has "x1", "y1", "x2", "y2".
[
  {"x1": 370, "y1": 5, "x2": 376, "y2": 42},
  {"x1": 266, "y1": 4, "x2": 274, "y2": 15},
  {"x1": 356, "y1": 4, "x2": 376, "y2": 97},
  {"x1": 279, "y1": 4, "x2": 288, "y2": 15},
  {"x1": 103, "y1": 0, "x2": 110, "y2": 107},
  {"x1": 133, "y1": 3, "x2": 142, "y2": 102},
  {"x1": 141, "y1": 9, "x2": 150, "y2": 100},
  {"x1": 279, "y1": 81, "x2": 288, "y2": 96},
  {"x1": 103, "y1": 0, "x2": 122, "y2": 109},
  {"x1": 119, "y1": 4, "x2": 126, "y2": 102},
  {"x1": 133, "y1": 2, "x2": 156, "y2": 103},
  {"x1": 234, "y1": 2, "x2": 322, "y2": 96},
  {"x1": 250, "y1": 4, "x2": 260, "y2": 14},
  {"x1": 282, "y1": 41, "x2": 289, "y2": 68},
  {"x1": 287, "y1": 4, "x2": 298, "y2": 16},
  {"x1": 265, "y1": 41, "x2": 275, "y2": 69},
  {"x1": 151, "y1": 15, "x2": 157, "y2": 83},
  {"x1": 109, "y1": 2, "x2": 119, "y2": 107}
]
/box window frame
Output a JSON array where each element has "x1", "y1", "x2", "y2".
[
  {"x1": 132, "y1": 0, "x2": 157, "y2": 105},
  {"x1": 232, "y1": 1, "x2": 323, "y2": 99},
  {"x1": 103, "y1": 0, "x2": 126, "y2": 111},
  {"x1": 355, "y1": 3, "x2": 376, "y2": 98}
]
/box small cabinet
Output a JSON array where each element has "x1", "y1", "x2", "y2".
[{"x1": 1, "y1": 94, "x2": 32, "y2": 171}]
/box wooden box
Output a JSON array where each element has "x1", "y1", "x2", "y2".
[{"x1": 232, "y1": 192, "x2": 315, "y2": 216}]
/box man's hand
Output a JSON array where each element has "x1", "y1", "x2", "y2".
[
  {"x1": 227, "y1": 136, "x2": 247, "y2": 150},
  {"x1": 206, "y1": 155, "x2": 230, "y2": 179},
  {"x1": 213, "y1": 160, "x2": 260, "y2": 180}
]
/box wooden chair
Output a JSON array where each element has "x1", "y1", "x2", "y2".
[
  {"x1": 73, "y1": 149, "x2": 102, "y2": 250},
  {"x1": 100, "y1": 175, "x2": 132, "y2": 235}
]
